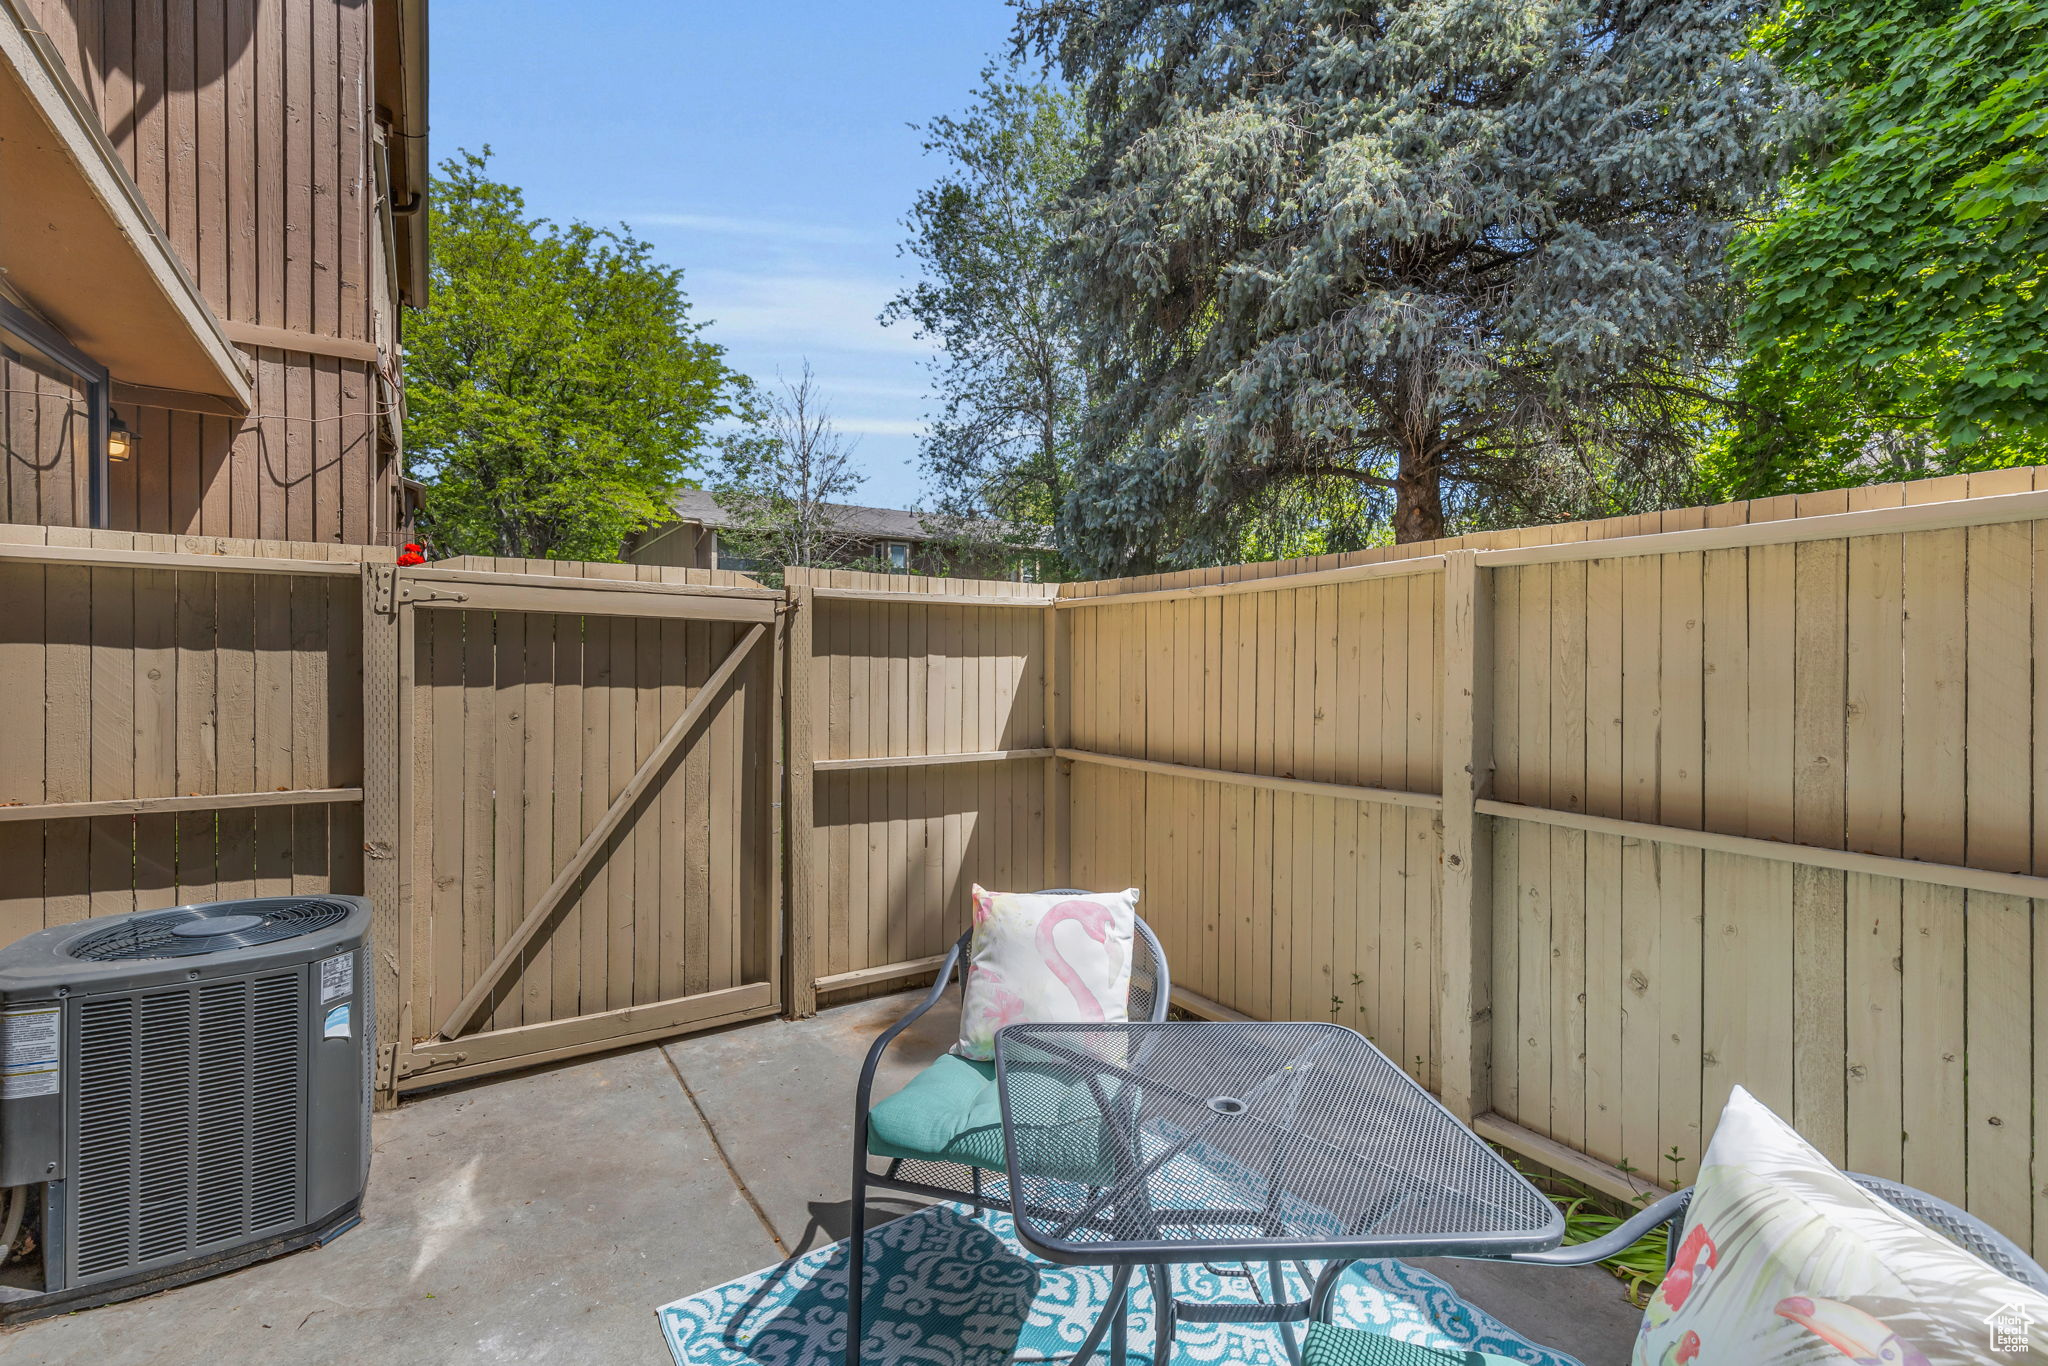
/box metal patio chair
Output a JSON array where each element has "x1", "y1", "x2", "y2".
[
  {"x1": 1301, "y1": 1170, "x2": 2048, "y2": 1364},
  {"x1": 846, "y1": 893, "x2": 1170, "y2": 1366}
]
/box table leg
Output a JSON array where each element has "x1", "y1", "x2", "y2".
[
  {"x1": 1111, "y1": 1281, "x2": 1128, "y2": 1366},
  {"x1": 1066, "y1": 1264, "x2": 1133, "y2": 1366}
]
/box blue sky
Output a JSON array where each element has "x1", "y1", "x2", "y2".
[{"x1": 429, "y1": 1, "x2": 1021, "y2": 508}]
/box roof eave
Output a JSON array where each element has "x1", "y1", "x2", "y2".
[
  {"x1": 374, "y1": 0, "x2": 429, "y2": 307},
  {"x1": 0, "y1": 0, "x2": 252, "y2": 409}
]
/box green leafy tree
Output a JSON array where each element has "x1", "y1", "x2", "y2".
[
  {"x1": 1012, "y1": 0, "x2": 1806, "y2": 569},
  {"x1": 406, "y1": 149, "x2": 744, "y2": 560},
  {"x1": 883, "y1": 71, "x2": 1088, "y2": 571},
  {"x1": 1723, "y1": 0, "x2": 2048, "y2": 495}
]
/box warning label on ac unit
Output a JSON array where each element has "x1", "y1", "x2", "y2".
[
  {"x1": 319, "y1": 952, "x2": 354, "y2": 1004},
  {"x1": 2, "y1": 1006, "x2": 60, "y2": 1099}
]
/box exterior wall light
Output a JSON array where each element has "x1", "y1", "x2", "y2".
[{"x1": 106, "y1": 415, "x2": 135, "y2": 462}]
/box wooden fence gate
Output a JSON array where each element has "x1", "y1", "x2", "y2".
[
  {"x1": 374, "y1": 560, "x2": 786, "y2": 1093},
  {"x1": 15, "y1": 474, "x2": 2046, "y2": 1254}
]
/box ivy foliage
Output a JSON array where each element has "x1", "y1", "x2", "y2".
[
  {"x1": 1012, "y1": 0, "x2": 1806, "y2": 570},
  {"x1": 1724, "y1": 0, "x2": 2048, "y2": 494},
  {"x1": 406, "y1": 150, "x2": 745, "y2": 560}
]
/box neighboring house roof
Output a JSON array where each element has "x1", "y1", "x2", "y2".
[{"x1": 663, "y1": 489, "x2": 1047, "y2": 548}]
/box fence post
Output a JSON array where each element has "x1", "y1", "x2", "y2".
[
  {"x1": 784, "y1": 573, "x2": 818, "y2": 1018},
  {"x1": 1439, "y1": 550, "x2": 1494, "y2": 1122},
  {"x1": 360, "y1": 563, "x2": 405, "y2": 1108},
  {"x1": 1043, "y1": 599, "x2": 1070, "y2": 887}
]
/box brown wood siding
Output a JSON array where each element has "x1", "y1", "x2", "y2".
[
  {"x1": 629, "y1": 522, "x2": 717, "y2": 570},
  {"x1": 1, "y1": 346, "x2": 90, "y2": 525},
  {"x1": 14, "y1": 0, "x2": 399, "y2": 544}
]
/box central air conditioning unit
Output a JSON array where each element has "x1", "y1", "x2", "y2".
[{"x1": 0, "y1": 895, "x2": 372, "y2": 1320}]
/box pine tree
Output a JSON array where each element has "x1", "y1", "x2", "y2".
[{"x1": 1014, "y1": 0, "x2": 1808, "y2": 566}]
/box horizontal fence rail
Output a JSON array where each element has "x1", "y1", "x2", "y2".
[
  {"x1": 1476, "y1": 798, "x2": 2048, "y2": 903},
  {"x1": 1057, "y1": 748, "x2": 1444, "y2": 811},
  {"x1": 5, "y1": 464, "x2": 2046, "y2": 1259},
  {"x1": 782, "y1": 567, "x2": 1058, "y2": 1017},
  {"x1": 0, "y1": 787, "x2": 363, "y2": 822},
  {"x1": 812, "y1": 749, "x2": 1055, "y2": 773},
  {"x1": 1053, "y1": 466, "x2": 2048, "y2": 1257},
  {"x1": 0, "y1": 528, "x2": 382, "y2": 955}
]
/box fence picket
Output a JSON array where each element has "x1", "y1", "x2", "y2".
[{"x1": 1, "y1": 469, "x2": 2045, "y2": 1244}]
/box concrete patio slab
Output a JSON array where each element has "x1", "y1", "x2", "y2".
[
  {"x1": 667, "y1": 991, "x2": 1643, "y2": 1366},
  {"x1": 0, "y1": 991, "x2": 1643, "y2": 1365},
  {"x1": 0, "y1": 1043, "x2": 774, "y2": 1366},
  {"x1": 663, "y1": 988, "x2": 963, "y2": 1257},
  {"x1": 1412, "y1": 1256, "x2": 1645, "y2": 1363}
]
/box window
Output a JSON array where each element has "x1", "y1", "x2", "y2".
[
  {"x1": 0, "y1": 296, "x2": 110, "y2": 528},
  {"x1": 711, "y1": 532, "x2": 762, "y2": 573},
  {"x1": 885, "y1": 541, "x2": 910, "y2": 572}
]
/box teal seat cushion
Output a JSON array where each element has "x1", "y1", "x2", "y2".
[
  {"x1": 1302, "y1": 1323, "x2": 1527, "y2": 1366},
  {"x1": 867, "y1": 1053, "x2": 1114, "y2": 1184}
]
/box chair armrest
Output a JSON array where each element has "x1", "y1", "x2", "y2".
[
  {"x1": 1136, "y1": 916, "x2": 1172, "y2": 1023},
  {"x1": 1503, "y1": 1188, "x2": 1693, "y2": 1267},
  {"x1": 1309, "y1": 1187, "x2": 1693, "y2": 1322},
  {"x1": 853, "y1": 930, "x2": 969, "y2": 1116}
]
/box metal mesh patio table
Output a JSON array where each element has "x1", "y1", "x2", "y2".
[{"x1": 992, "y1": 1021, "x2": 1564, "y2": 1364}]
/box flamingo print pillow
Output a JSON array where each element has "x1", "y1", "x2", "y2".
[
  {"x1": 1632, "y1": 1085, "x2": 2048, "y2": 1366},
  {"x1": 952, "y1": 886, "x2": 1139, "y2": 1061}
]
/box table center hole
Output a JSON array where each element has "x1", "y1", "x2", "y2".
[{"x1": 1207, "y1": 1095, "x2": 1247, "y2": 1116}]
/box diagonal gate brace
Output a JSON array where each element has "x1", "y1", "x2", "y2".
[{"x1": 433, "y1": 621, "x2": 769, "y2": 1042}]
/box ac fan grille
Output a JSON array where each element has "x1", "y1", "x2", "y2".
[
  {"x1": 69, "y1": 974, "x2": 306, "y2": 1284},
  {"x1": 66, "y1": 900, "x2": 351, "y2": 962}
]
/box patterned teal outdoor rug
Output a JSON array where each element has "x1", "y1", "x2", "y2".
[{"x1": 656, "y1": 1203, "x2": 1582, "y2": 1366}]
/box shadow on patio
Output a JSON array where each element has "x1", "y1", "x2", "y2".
[{"x1": 0, "y1": 993, "x2": 1644, "y2": 1366}]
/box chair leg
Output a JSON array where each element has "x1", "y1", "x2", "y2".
[
  {"x1": 846, "y1": 1166, "x2": 868, "y2": 1366},
  {"x1": 1269, "y1": 1261, "x2": 1302, "y2": 1366},
  {"x1": 1148, "y1": 1264, "x2": 1175, "y2": 1364}
]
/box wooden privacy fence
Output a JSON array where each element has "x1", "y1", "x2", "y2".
[
  {"x1": 0, "y1": 529, "x2": 785, "y2": 1099},
  {"x1": 7, "y1": 466, "x2": 2048, "y2": 1258},
  {"x1": 0, "y1": 527, "x2": 374, "y2": 940},
  {"x1": 782, "y1": 568, "x2": 1059, "y2": 1014},
  {"x1": 371, "y1": 556, "x2": 785, "y2": 1092},
  {"x1": 1042, "y1": 468, "x2": 2048, "y2": 1258}
]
